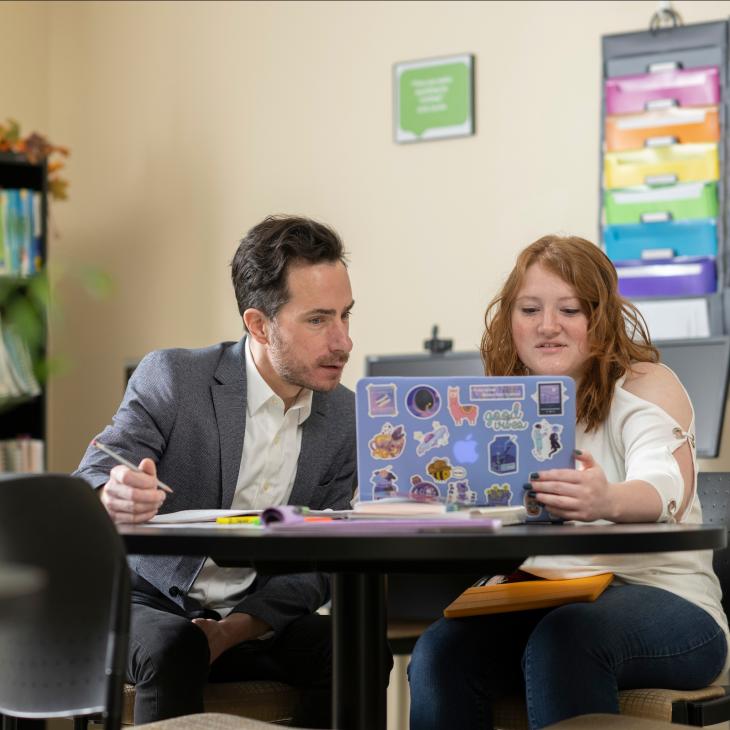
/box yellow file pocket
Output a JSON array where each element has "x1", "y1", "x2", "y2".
[
  {"x1": 443, "y1": 572, "x2": 614, "y2": 617},
  {"x1": 605, "y1": 106, "x2": 720, "y2": 152},
  {"x1": 604, "y1": 143, "x2": 719, "y2": 189}
]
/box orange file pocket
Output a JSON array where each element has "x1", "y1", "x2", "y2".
[
  {"x1": 443, "y1": 573, "x2": 614, "y2": 617},
  {"x1": 605, "y1": 106, "x2": 719, "y2": 152},
  {"x1": 604, "y1": 143, "x2": 719, "y2": 189}
]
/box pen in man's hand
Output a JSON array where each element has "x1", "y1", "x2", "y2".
[{"x1": 91, "y1": 439, "x2": 174, "y2": 494}]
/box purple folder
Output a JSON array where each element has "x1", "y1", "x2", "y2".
[
  {"x1": 605, "y1": 66, "x2": 720, "y2": 115},
  {"x1": 265, "y1": 517, "x2": 502, "y2": 534},
  {"x1": 615, "y1": 256, "x2": 716, "y2": 297}
]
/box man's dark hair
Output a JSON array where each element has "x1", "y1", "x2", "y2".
[{"x1": 231, "y1": 214, "x2": 347, "y2": 320}]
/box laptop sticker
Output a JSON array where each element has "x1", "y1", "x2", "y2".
[
  {"x1": 470, "y1": 383, "x2": 525, "y2": 401},
  {"x1": 446, "y1": 478, "x2": 477, "y2": 505},
  {"x1": 531, "y1": 419, "x2": 564, "y2": 462},
  {"x1": 447, "y1": 386, "x2": 479, "y2": 426},
  {"x1": 523, "y1": 490, "x2": 543, "y2": 517},
  {"x1": 409, "y1": 475, "x2": 441, "y2": 501},
  {"x1": 483, "y1": 402, "x2": 528, "y2": 431},
  {"x1": 370, "y1": 466, "x2": 400, "y2": 500},
  {"x1": 405, "y1": 385, "x2": 441, "y2": 418},
  {"x1": 533, "y1": 381, "x2": 565, "y2": 416},
  {"x1": 488, "y1": 434, "x2": 519, "y2": 475},
  {"x1": 426, "y1": 456, "x2": 467, "y2": 483},
  {"x1": 367, "y1": 383, "x2": 399, "y2": 417},
  {"x1": 368, "y1": 422, "x2": 406, "y2": 460},
  {"x1": 414, "y1": 421, "x2": 450, "y2": 457},
  {"x1": 485, "y1": 482, "x2": 513, "y2": 506}
]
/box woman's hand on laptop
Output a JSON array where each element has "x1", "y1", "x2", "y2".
[{"x1": 527, "y1": 450, "x2": 613, "y2": 522}]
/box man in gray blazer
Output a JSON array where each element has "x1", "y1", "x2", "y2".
[{"x1": 74, "y1": 215, "x2": 358, "y2": 727}]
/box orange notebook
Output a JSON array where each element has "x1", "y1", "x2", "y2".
[{"x1": 443, "y1": 572, "x2": 614, "y2": 618}]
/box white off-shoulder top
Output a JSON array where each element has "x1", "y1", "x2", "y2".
[{"x1": 522, "y1": 367, "x2": 730, "y2": 675}]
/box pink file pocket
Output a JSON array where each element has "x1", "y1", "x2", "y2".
[{"x1": 605, "y1": 66, "x2": 720, "y2": 115}]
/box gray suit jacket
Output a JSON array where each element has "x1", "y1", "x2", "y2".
[{"x1": 73, "y1": 337, "x2": 357, "y2": 633}]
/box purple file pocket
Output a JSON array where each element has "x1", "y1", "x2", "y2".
[
  {"x1": 615, "y1": 256, "x2": 716, "y2": 297},
  {"x1": 605, "y1": 66, "x2": 720, "y2": 115}
]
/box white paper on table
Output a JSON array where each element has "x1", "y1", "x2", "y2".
[
  {"x1": 633, "y1": 298, "x2": 710, "y2": 340},
  {"x1": 150, "y1": 509, "x2": 262, "y2": 524},
  {"x1": 149, "y1": 521, "x2": 263, "y2": 530}
]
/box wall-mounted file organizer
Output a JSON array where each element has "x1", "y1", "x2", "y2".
[
  {"x1": 605, "y1": 106, "x2": 720, "y2": 151},
  {"x1": 605, "y1": 66, "x2": 720, "y2": 114},
  {"x1": 604, "y1": 143, "x2": 719, "y2": 188},
  {"x1": 605, "y1": 182, "x2": 718, "y2": 224},
  {"x1": 601, "y1": 20, "x2": 729, "y2": 337},
  {"x1": 615, "y1": 256, "x2": 717, "y2": 297},
  {"x1": 605, "y1": 219, "x2": 718, "y2": 260}
]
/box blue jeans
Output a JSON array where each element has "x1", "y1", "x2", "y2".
[{"x1": 408, "y1": 584, "x2": 727, "y2": 730}]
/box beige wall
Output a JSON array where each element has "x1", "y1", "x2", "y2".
[
  {"x1": 0, "y1": 2, "x2": 49, "y2": 135},
  {"x1": 3, "y1": 0, "x2": 730, "y2": 470}
]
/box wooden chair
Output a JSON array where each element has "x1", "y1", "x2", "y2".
[
  {"x1": 120, "y1": 681, "x2": 302, "y2": 726},
  {"x1": 544, "y1": 714, "x2": 681, "y2": 729}
]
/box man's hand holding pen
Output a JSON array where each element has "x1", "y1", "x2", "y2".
[{"x1": 100, "y1": 457, "x2": 166, "y2": 524}]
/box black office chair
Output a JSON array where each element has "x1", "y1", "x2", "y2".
[
  {"x1": 0, "y1": 473, "x2": 129, "y2": 730},
  {"x1": 0, "y1": 475, "x2": 309, "y2": 730}
]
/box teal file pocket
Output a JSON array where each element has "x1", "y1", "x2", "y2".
[{"x1": 604, "y1": 220, "x2": 718, "y2": 261}]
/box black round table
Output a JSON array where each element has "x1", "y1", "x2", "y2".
[{"x1": 120, "y1": 521, "x2": 726, "y2": 730}]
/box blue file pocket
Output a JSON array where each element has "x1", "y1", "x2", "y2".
[{"x1": 604, "y1": 219, "x2": 717, "y2": 261}]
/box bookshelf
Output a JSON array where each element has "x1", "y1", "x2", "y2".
[{"x1": 0, "y1": 151, "x2": 48, "y2": 471}]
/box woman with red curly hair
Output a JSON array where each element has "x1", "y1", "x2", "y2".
[{"x1": 408, "y1": 235, "x2": 728, "y2": 730}]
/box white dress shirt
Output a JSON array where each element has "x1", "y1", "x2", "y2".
[{"x1": 188, "y1": 339, "x2": 312, "y2": 616}]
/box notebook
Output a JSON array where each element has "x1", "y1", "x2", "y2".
[{"x1": 355, "y1": 376, "x2": 576, "y2": 522}]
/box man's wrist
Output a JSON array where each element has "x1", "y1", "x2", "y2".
[{"x1": 219, "y1": 612, "x2": 272, "y2": 646}]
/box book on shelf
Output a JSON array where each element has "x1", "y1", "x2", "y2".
[
  {"x1": 0, "y1": 314, "x2": 40, "y2": 399},
  {"x1": 0, "y1": 188, "x2": 42, "y2": 276},
  {"x1": 0, "y1": 437, "x2": 44, "y2": 473}
]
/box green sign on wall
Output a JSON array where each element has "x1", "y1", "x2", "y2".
[{"x1": 394, "y1": 54, "x2": 474, "y2": 143}]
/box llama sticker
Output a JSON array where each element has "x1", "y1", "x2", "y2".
[{"x1": 447, "y1": 386, "x2": 479, "y2": 426}]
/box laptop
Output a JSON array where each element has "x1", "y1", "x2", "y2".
[{"x1": 355, "y1": 375, "x2": 576, "y2": 522}]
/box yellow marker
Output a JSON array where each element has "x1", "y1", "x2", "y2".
[{"x1": 216, "y1": 515, "x2": 261, "y2": 525}]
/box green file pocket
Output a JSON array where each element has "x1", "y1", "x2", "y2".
[
  {"x1": 604, "y1": 143, "x2": 719, "y2": 189},
  {"x1": 604, "y1": 181, "x2": 718, "y2": 225}
]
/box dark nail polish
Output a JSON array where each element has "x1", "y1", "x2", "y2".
[
  {"x1": 527, "y1": 491, "x2": 537, "y2": 498},
  {"x1": 522, "y1": 482, "x2": 532, "y2": 491},
  {"x1": 573, "y1": 449, "x2": 582, "y2": 456},
  {"x1": 529, "y1": 472, "x2": 539, "y2": 480}
]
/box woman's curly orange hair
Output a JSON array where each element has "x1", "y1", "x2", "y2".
[{"x1": 480, "y1": 235, "x2": 658, "y2": 431}]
